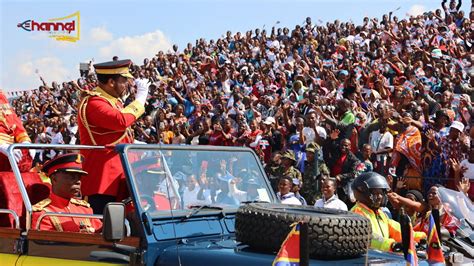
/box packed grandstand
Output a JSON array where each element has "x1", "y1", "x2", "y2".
[{"x1": 5, "y1": 1, "x2": 474, "y2": 210}]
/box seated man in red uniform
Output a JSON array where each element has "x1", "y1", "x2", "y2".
[{"x1": 32, "y1": 153, "x2": 102, "y2": 233}]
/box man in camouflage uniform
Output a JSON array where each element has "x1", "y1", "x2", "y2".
[
  {"x1": 300, "y1": 142, "x2": 330, "y2": 205},
  {"x1": 267, "y1": 150, "x2": 302, "y2": 192}
]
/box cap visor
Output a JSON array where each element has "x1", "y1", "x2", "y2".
[
  {"x1": 121, "y1": 72, "x2": 134, "y2": 79},
  {"x1": 64, "y1": 169, "x2": 88, "y2": 175}
]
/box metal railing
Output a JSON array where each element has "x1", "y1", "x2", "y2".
[
  {"x1": 36, "y1": 212, "x2": 131, "y2": 236},
  {"x1": 0, "y1": 209, "x2": 20, "y2": 229},
  {"x1": 6, "y1": 143, "x2": 105, "y2": 231}
]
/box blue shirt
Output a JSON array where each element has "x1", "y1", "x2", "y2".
[{"x1": 183, "y1": 98, "x2": 195, "y2": 117}]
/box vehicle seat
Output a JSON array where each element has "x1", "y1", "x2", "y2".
[
  {"x1": 21, "y1": 181, "x2": 51, "y2": 229},
  {"x1": 0, "y1": 172, "x2": 50, "y2": 228},
  {"x1": 154, "y1": 193, "x2": 171, "y2": 210}
]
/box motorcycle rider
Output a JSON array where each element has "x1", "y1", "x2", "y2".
[{"x1": 351, "y1": 172, "x2": 426, "y2": 252}]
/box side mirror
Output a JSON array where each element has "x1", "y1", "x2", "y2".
[{"x1": 102, "y1": 202, "x2": 125, "y2": 242}]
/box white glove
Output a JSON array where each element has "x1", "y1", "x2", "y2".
[
  {"x1": 135, "y1": 78, "x2": 151, "y2": 105},
  {"x1": 133, "y1": 139, "x2": 147, "y2": 144},
  {"x1": 0, "y1": 143, "x2": 22, "y2": 163}
]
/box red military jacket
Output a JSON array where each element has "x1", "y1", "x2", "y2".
[
  {"x1": 78, "y1": 87, "x2": 144, "y2": 197},
  {"x1": 0, "y1": 90, "x2": 31, "y2": 171},
  {"x1": 32, "y1": 192, "x2": 102, "y2": 233}
]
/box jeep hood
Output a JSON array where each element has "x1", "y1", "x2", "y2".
[{"x1": 154, "y1": 239, "x2": 422, "y2": 266}]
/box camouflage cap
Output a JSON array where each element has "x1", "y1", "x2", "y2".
[
  {"x1": 305, "y1": 142, "x2": 320, "y2": 154},
  {"x1": 281, "y1": 150, "x2": 296, "y2": 162}
]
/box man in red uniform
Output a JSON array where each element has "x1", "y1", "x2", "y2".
[
  {"x1": 32, "y1": 153, "x2": 102, "y2": 233},
  {"x1": 78, "y1": 59, "x2": 150, "y2": 213},
  {"x1": 0, "y1": 90, "x2": 33, "y2": 172}
]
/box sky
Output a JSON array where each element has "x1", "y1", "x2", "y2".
[{"x1": 0, "y1": 0, "x2": 471, "y2": 92}]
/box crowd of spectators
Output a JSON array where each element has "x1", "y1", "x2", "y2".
[{"x1": 8, "y1": 1, "x2": 474, "y2": 215}]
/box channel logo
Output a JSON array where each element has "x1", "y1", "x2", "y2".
[{"x1": 17, "y1": 11, "x2": 80, "y2": 42}]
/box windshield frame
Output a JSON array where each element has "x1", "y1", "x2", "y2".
[{"x1": 117, "y1": 144, "x2": 276, "y2": 219}]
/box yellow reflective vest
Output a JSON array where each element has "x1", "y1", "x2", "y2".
[{"x1": 351, "y1": 202, "x2": 426, "y2": 252}]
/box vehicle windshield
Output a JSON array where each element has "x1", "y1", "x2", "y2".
[
  {"x1": 438, "y1": 187, "x2": 474, "y2": 233},
  {"x1": 125, "y1": 146, "x2": 273, "y2": 217}
]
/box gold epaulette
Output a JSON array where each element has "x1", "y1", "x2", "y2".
[
  {"x1": 70, "y1": 198, "x2": 91, "y2": 208},
  {"x1": 32, "y1": 198, "x2": 52, "y2": 211},
  {"x1": 80, "y1": 89, "x2": 101, "y2": 99}
]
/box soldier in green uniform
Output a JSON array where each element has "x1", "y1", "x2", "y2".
[
  {"x1": 300, "y1": 142, "x2": 330, "y2": 205},
  {"x1": 269, "y1": 151, "x2": 302, "y2": 192},
  {"x1": 265, "y1": 152, "x2": 282, "y2": 192}
]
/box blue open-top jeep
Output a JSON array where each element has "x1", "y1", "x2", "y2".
[{"x1": 0, "y1": 144, "x2": 427, "y2": 265}]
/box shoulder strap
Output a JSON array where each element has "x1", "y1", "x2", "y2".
[
  {"x1": 375, "y1": 131, "x2": 387, "y2": 151},
  {"x1": 43, "y1": 207, "x2": 64, "y2": 232},
  {"x1": 70, "y1": 198, "x2": 91, "y2": 208}
]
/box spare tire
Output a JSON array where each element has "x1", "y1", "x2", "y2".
[{"x1": 235, "y1": 203, "x2": 371, "y2": 259}]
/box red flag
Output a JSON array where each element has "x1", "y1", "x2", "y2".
[
  {"x1": 273, "y1": 222, "x2": 300, "y2": 266},
  {"x1": 427, "y1": 214, "x2": 445, "y2": 264}
]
